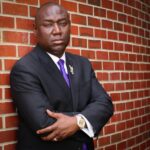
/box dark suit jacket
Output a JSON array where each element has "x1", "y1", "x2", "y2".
[{"x1": 10, "y1": 45, "x2": 113, "y2": 150}]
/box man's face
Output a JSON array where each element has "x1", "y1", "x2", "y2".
[{"x1": 35, "y1": 5, "x2": 70, "y2": 57}]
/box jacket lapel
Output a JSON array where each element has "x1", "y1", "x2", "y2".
[
  {"x1": 36, "y1": 46, "x2": 70, "y2": 95},
  {"x1": 66, "y1": 53, "x2": 79, "y2": 111}
]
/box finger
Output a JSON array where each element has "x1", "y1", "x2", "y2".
[
  {"x1": 36, "y1": 124, "x2": 56, "y2": 134},
  {"x1": 41, "y1": 131, "x2": 59, "y2": 141},
  {"x1": 46, "y1": 109, "x2": 61, "y2": 119}
]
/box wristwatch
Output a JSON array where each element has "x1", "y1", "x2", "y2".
[{"x1": 76, "y1": 115, "x2": 86, "y2": 129}]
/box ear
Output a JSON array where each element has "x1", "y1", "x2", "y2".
[{"x1": 33, "y1": 23, "x2": 38, "y2": 36}]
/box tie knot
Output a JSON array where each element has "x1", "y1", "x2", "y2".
[{"x1": 58, "y1": 59, "x2": 64, "y2": 66}]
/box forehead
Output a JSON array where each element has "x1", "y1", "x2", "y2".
[{"x1": 38, "y1": 5, "x2": 68, "y2": 21}]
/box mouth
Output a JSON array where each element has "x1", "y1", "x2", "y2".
[{"x1": 52, "y1": 40, "x2": 64, "y2": 45}]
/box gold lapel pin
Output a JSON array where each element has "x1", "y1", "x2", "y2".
[{"x1": 69, "y1": 65, "x2": 74, "y2": 75}]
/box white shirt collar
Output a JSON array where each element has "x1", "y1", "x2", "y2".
[
  {"x1": 47, "y1": 52, "x2": 68, "y2": 73},
  {"x1": 47, "y1": 52, "x2": 66, "y2": 64}
]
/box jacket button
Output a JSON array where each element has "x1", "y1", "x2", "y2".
[{"x1": 78, "y1": 147, "x2": 81, "y2": 150}]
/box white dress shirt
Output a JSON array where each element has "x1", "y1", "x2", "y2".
[{"x1": 47, "y1": 52, "x2": 94, "y2": 138}]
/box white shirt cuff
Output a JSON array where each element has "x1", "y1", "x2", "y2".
[{"x1": 76, "y1": 114, "x2": 94, "y2": 138}]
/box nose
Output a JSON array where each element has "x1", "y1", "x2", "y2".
[{"x1": 52, "y1": 23, "x2": 61, "y2": 35}]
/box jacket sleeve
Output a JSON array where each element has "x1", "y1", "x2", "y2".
[
  {"x1": 10, "y1": 63, "x2": 56, "y2": 133},
  {"x1": 81, "y1": 60, "x2": 114, "y2": 136}
]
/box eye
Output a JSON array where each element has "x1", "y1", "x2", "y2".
[
  {"x1": 59, "y1": 21, "x2": 68, "y2": 26},
  {"x1": 42, "y1": 22, "x2": 53, "y2": 27}
]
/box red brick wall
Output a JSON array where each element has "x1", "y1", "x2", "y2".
[{"x1": 0, "y1": 0, "x2": 150, "y2": 150}]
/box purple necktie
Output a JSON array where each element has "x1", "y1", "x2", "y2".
[
  {"x1": 57, "y1": 59, "x2": 70, "y2": 87},
  {"x1": 82, "y1": 143, "x2": 88, "y2": 150}
]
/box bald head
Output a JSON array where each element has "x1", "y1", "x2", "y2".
[{"x1": 35, "y1": 2, "x2": 69, "y2": 26}]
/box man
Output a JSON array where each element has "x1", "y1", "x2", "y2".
[{"x1": 10, "y1": 2, "x2": 113, "y2": 150}]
